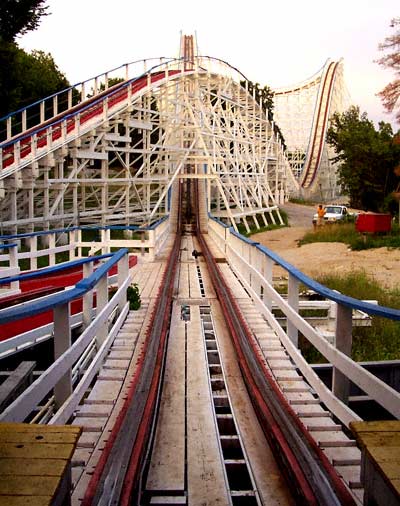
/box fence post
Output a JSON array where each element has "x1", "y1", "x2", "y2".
[
  {"x1": 118, "y1": 254, "x2": 129, "y2": 312},
  {"x1": 148, "y1": 229, "x2": 155, "y2": 261},
  {"x1": 82, "y1": 262, "x2": 94, "y2": 329},
  {"x1": 9, "y1": 244, "x2": 19, "y2": 293},
  {"x1": 29, "y1": 236, "x2": 37, "y2": 271},
  {"x1": 53, "y1": 303, "x2": 72, "y2": 409},
  {"x1": 264, "y1": 256, "x2": 273, "y2": 311},
  {"x1": 332, "y1": 304, "x2": 353, "y2": 404},
  {"x1": 96, "y1": 274, "x2": 108, "y2": 345},
  {"x1": 287, "y1": 273, "x2": 299, "y2": 346},
  {"x1": 49, "y1": 234, "x2": 56, "y2": 266}
]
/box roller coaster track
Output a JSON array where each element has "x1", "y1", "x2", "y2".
[
  {"x1": 75, "y1": 178, "x2": 358, "y2": 505},
  {"x1": 0, "y1": 68, "x2": 182, "y2": 177},
  {"x1": 299, "y1": 61, "x2": 339, "y2": 189}
]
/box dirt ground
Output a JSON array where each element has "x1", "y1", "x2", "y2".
[{"x1": 252, "y1": 203, "x2": 400, "y2": 291}]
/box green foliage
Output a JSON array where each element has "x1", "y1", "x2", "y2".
[
  {"x1": 376, "y1": 18, "x2": 400, "y2": 123},
  {"x1": 327, "y1": 106, "x2": 400, "y2": 212},
  {"x1": 298, "y1": 221, "x2": 400, "y2": 250},
  {"x1": 87, "y1": 77, "x2": 125, "y2": 98},
  {"x1": 127, "y1": 284, "x2": 141, "y2": 310},
  {"x1": 300, "y1": 270, "x2": 400, "y2": 363},
  {"x1": 288, "y1": 197, "x2": 318, "y2": 206},
  {"x1": 0, "y1": 0, "x2": 48, "y2": 43},
  {"x1": 0, "y1": 44, "x2": 69, "y2": 118},
  {"x1": 317, "y1": 271, "x2": 400, "y2": 361},
  {"x1": 240, "y1": 79, "x2": 286, "y2": 150}
]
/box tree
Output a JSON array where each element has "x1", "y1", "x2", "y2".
[
  {"x1": 327, "y1": 106, "x2": 400, "y2": 211},
  {"x1": 0, "y1": 0, "x2": 48, "y2": 43},
  {"x1": 0, "y1": 46, "x2": 69, "y2": 118},
  {"x1": 240, "y1": 80, "x2": 286, "y2": 149},
  {"x1": 376, "y1": 17, "x2": 400, "y2": 123}
]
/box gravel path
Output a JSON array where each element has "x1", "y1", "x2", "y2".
[{"x1": 251, "y1": 203, "x2": 400, "y2": 292}]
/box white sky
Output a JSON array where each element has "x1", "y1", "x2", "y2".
[{"x1": 19, "y1": 0, "x2": 399, "y2": 128}]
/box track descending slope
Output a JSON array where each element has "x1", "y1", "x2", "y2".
[{"x1": 69, "y1": 179, "x2": 361, "y2": 505}]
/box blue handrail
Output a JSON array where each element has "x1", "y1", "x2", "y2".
[
  {"x1": 0, "y1": 253, "x2": 113, "y2": 286},
  {"x1": 0, "y1": 57, "x2": 176, "y2": 123},
  {"x1": 0, "y1": 220, "x2": 168, "y2": 241},
  {"x1": 0, "y1": 59, "x2": 183, "y2": 149},
  {"x1": 0, "y1": 248, "x2": 128, "y2": 324},
  {"x1": 210, "y1": 215, "x2": 400, "y2": 321}
]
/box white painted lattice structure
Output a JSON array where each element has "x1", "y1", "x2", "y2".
[
  {"x1": 274, "y1": 59, "x2": 350, "y2": 200},
  {"x1": 0, "y1": 45, "x2": 287, "y2": 235}
]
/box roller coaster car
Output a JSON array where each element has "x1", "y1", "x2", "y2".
[{"x1": 312, "y1": 205, "x2": 354, "y2": 225}]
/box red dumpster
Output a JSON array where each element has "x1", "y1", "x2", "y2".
[{"x1": 356, "y1": 213, "x2": 392, "y2": 233}]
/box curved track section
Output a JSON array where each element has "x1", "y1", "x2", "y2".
[
  {"x1": 273, "y1": 59, "x2": 348, "y2": 198},
  {"x1": 299, "y1": 61, "x2": 339, "y2": 190}
]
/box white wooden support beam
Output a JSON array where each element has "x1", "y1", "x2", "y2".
[
  {"x1": 148, "y1": 230, "x2": 155, "y2": 261},
  {"x1": 82, "y1": 262, "x2": 94, "y2": 330},
  {"x1": 263, "y1": 256, "x2": 273, "y2": 311},
  {"x1": 53, "y1": 303, "x2": 72, "y2": 409},
  {"x1": 22, "y1": 110, "x2": 27, "y2": 133},
  {"x1": 53, "y1": 95, "x2": 58, "y2": 116},
  {"x1": 48, "y1": 234, "x2": 56, "y2": 266},
  {"x1": 96, "y1": 275, "x2": 108, "y2": 346},
  {"x1": 29, "y1": 236, "x2": 37, "y2": 271},
  {"x1": 117, "y1": 254, "x2": 129, "y2": 313},
  {"x1": 287, "y1": 273, "x2": 299, "y2": 346},
  {"x1": 333, "y1": 304, "x2": 353, "y2": 404},
  {"x1": 6, "y1": 117, "x2": 12, "y2": 139}
]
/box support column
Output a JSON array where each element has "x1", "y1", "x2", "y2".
[
  {"x1": 333, "y1": 304, "x2": 353, "y2": 404},
  {"x1": 117, "y1": 254, "x2": 129, "y2": 312},
  {"x1": 82, "y1": 262, "x2": 94, "y2": 329},
  {"x1": 96, "y1": 275, "x2": 108, "y2": 346},
  {"x1": 287, "y1": 273, "x2": 299, "y2": 347},
  {"x1": 53, "y1": 303, "x2": 72, "y2": 409}
]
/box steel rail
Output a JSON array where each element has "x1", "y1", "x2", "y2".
[
  {"x1": 81, "y1": 186, "x2": 182, "y2": 506},
  {"x1": 195, "y1": 182, "x2": 356, "y2": 505}
]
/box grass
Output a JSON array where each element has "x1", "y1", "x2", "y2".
[
  {"x1": 237, "y1": 210, "x2": 289, "y2": 237},
  {"x1": 289, "y1": 197, "x2": 319, "y2": 206},
  {"x1": 299, "y1": 270, "x2": 400, "y2": 363},
  {"x1": 298, "y1": 222, "x2": 400, "y2": 250}
]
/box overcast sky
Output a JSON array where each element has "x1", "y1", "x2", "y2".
[{"x1": 19, "y1": 0, "x2": 399, "y2": 128}]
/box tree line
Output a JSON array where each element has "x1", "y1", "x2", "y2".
[{"x1": 0, "y1": 0, "x2": 69, "y2": 118}]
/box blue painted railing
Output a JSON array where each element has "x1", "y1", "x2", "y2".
[
  {"x1": 214, "y1": 217, "x2": 400, "y2": 320},
  {"x1": 0, "y1": 248, "x2": 128, "y2": 324}
]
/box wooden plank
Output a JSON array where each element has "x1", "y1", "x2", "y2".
[
  {"x1": 178, "y1": 263, "x2": 189, "y2": 299},
  {"x1": 186, "y1": 305, "x2": 230, "y2": 504},
  {"x1": 0, "y1": 431, "x2": 80, "y2": 444},
  {"x1": 210, "y1": 300, "x2": 294, "y2": 506},
  {"x1": 146, "y1": 303, "x2": 186, "y2": 492},
  {"x1": 218, "y1": 264, "x2": 249, "y2": 298},
  {"x1": 351, "y1": 421, "x2": 400, "y2": 434},
  {"x1": 0, "y1": 362, "x2": 36, "y2": 411},
  {"x1": 0, "y1": 476, "x2": 60, "y2": 496},
  {"x1": 0, "y1": 442, "x2": 76, "y2": 460},
  {"x1": 0, "y1": 424, "x2": 80, "y2": 434},
  {"x1": 0, "y1": 458, "x2": 66, "y2": 476},
  {"x1": 0, "y1": 496, "x2": 53, "y2": 506},
  {"x1": 197, "y1": 262, "x2": 216, "y2": 298},
  {"x1": 188, "y1": 263, "x2": 202, "y2": 299}
]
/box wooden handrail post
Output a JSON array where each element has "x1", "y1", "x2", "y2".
[
  {"x1": 53, "y1": 303, "x2": 72, "y2": 409},
  {"x1": 263, "y1": 256, "x2": 273, "y2": 311},
  {"x1": 287, "y1": 273, "x2": 299, "y2": 346},
  {"x1": 118, "y1": 254, "x2": 129, "y2": 312},
  {"x1": 333, "y1": 304, "x2": 353, "y2": 404},
  {"x1": 96, "y1": 274, "x2": 108, "y2": 345},
  {"x1": 82, "y1": 262, "x2": 94, "y2": 329}
]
